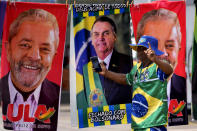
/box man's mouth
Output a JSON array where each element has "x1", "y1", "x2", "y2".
[{"x1": 23, "y1": 65, "x2": 40, "y2": 70}]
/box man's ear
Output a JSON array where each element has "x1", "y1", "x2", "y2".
[
  {"x1": 179, "y1": 44, "x2": 181, "y2": 51},
  {"x1": 114, "y1": 33, "x2": 117, "y2": 41},
  {"x1": 5, "y1": 42, "x2": 11, "y2": 62}
]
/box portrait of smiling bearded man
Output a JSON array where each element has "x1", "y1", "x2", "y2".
[{"x1": 0, "y1": 9, "x2": 60, "y2": 131}]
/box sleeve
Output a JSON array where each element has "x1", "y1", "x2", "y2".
[
  {"x1": 126, "y1": 73, "x2": 133, "y2": 86},
  {"x1": 157, "y1": 67, "x2": 168, "y2": 82}
]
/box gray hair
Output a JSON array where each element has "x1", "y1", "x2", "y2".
[
  {"x1": 137, "y1": 8, "x2": 181, "y2": 44},
  {"x1": 8, "y1": 9, "x2": 59, "y2": 48}
]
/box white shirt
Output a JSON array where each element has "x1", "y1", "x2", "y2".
[
  {"x1": 98, "y1": 50, "x2": 113, "y2": 69},
  {"x1": 8, "y1": 73, "x2": 42, "y2": 131}
]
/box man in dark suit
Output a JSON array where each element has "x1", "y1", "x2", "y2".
[
  {"x1": 82, "y1": 16, "x2": 132, "y2": 107},
  {"x1": 136, "y1": 8, "x2": 187, "y2": 125},
  {"x1": 1, "y1": 75, "x2": 59, "y2": 131},
  {"x1": 0, "y1": 9, "x2": 60, "y2": 130}
]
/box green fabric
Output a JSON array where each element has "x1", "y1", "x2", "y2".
[
  {"x1": 77, "y1": 90, "x2": 88, "y2": 109},
  {"x1": 83, "y1": 62, "x2": 108, "y2": 107},
  {"x1": 114, "y1": 104, "x2": 121, "y2": 124},
  {"x1": 126, "y1": 63, "x2": 168, "y2": 129}
]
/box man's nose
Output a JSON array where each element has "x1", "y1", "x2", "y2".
[
  {"x1": 162, "y1": 48, "x2": 169, "y2": 57},
  {"x1": 158, "y1": 43, "x2": 168, "y2": 57},
  {"x1": 27, "y1": 47, "x2": 41, "y2": 60},
  {"x1": 98, "y1": 33, "x2": 105, "y2": 40}
]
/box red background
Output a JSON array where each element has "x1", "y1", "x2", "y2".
[
  {"x1": 130, "y1": 0, "x2": 186, "y2": 78},
  {"x1": 1, "y1": 2, "x2": 68, "y2": 86}
]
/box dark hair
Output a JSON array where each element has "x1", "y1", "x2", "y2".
[{"x1": 91, "y1": 16, "x2": 117, "y2": 34}]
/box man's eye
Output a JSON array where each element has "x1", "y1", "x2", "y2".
[
  {"x1": 103, "y1": 32, "x2": 110, "y2": 36},
  {"x1": 166, "y1": 45, "x2": 174, "y2": 48},
  {"x1": 40, "y1": 48, "x2": 51, "y2": 53},
  {"x1": 19, "y1": 43, "x2": 31, "y2": 49},
  {"x1": 166, "y1": 43, "x2": 175, "y2": 49},
  {"x1": 93, "y1": 33, "x2": 99, "y2": 37}
]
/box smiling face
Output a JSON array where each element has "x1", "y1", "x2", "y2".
[
  {"x1": 91, "y1": 21, "x2": 116, "y2": 60},
  {"x1": 143, "y1": 19, "x2": 180, "y2": 69},
  {"x1": 7, "y1": 20, "x2": 57, "y2": 92}
]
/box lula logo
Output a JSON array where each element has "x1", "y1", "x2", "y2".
[
  {"x1": 3, "y1": 104, "x2": 55, "y2": 123},
  {"x1": 168, "y1": 99, "x2": 186, "y2": 117}
]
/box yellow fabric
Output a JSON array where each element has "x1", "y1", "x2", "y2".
[
  {"x1": 87, "y1": 107, "x2": 94, "y2": 127},
  {"x1": 74, "y1": 16, "x2": 96, "y2": 36},
  {"x1": 132, "y1": 87, "x2": 163, "y2": 124},
  {"x1": 76, "y1": 72, "x2": 84, "y2": 94},
  {"x1": 114, "y1": 9, "x2": 120, "y2": 14},
  {"x1": 103, "y1": 105, "x2": 110, "y2": 125},
  {"x1": 83, "y1": 11, "x2": 89, "y2": 17},
  {"x1": 99, "y1": 10, "x2": 104, "y2": 15},
  {"x1": 87, "y1": 62, "x2": 96, "y2": 92},
  {"x1": 120, "y1": 104, "x2": 127, "y2": 124}
]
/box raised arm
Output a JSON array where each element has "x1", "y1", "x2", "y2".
[
  {"x1": 145, "y1": 43, "x2": 173, "y2": 75},
  {"x1": 98, "y1": 62, "x2": 128, "y2": 85}
]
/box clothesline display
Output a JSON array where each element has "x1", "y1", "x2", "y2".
[{"x1": 0, "y1": 0, "x2": 191, "y2": 130}]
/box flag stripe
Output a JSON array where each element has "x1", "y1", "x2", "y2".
[
  {"x1": 120, "y1": 104, "x2": 127, "y2": 124},
  {"x1": 103, "y1": 105, "x2": 111, "y2": 125},
  {"x1": 98, "y1": 106, "x2": 105, "y2": 126},
  {"x1": 87, "y1": 62, "x2": 96, "y2": 92},
  {"x1": 126, "y1": 104, "x2": 132, "y2": 123},
  {"x1": 73, "y1": 17, "x2": 95, "y2": 36},
  {"x1": 109, "y1": 105, "x2": 116, "y2": 125},
  {"x1": 73, "y1": 6, "x2": 129, "y2": 18},
  {"x1": 92, "y1": 71, "x2": 107, "y2": 106},
  {"x1": 83, "y1": 64, "x2": 91, "y2": 100},
  {"x1": 78, "y1": 104, "x2": 131, "y2": 128},
  {"x1": 87, "y1": 107, "x2": 94, "y2": 127},
  {"x1": 78, "y1": 109, "x2": 84, "y2": 128},
  {"x1": 93, "y1": 107, "x2": 100, "y2": 126},
  {"x1": 114, "y1": 105, "x2": 121, "y2": 124}
]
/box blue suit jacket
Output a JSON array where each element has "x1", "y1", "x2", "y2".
[
  {"x1": 83, "y1": 50, "x2": 133, "y2": 106},
  {"x1": 0, "y1": 74, "x2": 60, "y2": 131}
]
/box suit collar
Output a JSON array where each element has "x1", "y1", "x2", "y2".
[
  {"x1": 98, "y1": 50, "x2": 113, "y2": 69},
  {"x1": 108, "y1": 50, "x2": 119, "y2": 70}
]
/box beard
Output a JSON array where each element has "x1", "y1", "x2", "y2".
[
  {"x1": 10, "y1": 59, "x2": 49, "y2": 88},
  {"x1": 157, "y1": 57, "x2": 171, "y2": 65}
]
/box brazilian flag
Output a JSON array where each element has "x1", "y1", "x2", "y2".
[
  {"x1": 73, "y1": 6, "x2": 97, "y2": 109},
  {"x1": 130, "y1": 64, "x2": 168, "y2": 129},
  {"x1": 73, "y1": 4, "x2": 131, "y2": 128}
]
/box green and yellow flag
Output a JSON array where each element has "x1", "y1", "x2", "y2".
[{"x1": 73, "y1": 4, "x2": 132, "y2": 128}]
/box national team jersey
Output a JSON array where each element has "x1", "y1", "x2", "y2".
[{"x1": 126, "y1": 62, "x2": 168, "y2": 130}]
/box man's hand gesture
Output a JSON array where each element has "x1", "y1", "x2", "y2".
[
  {"x1": 98, "y1": 62, "x2": 107, "y2": 76},
  {"x1": 144, "y1": 42, "x2": 156, "y2": 62}
]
